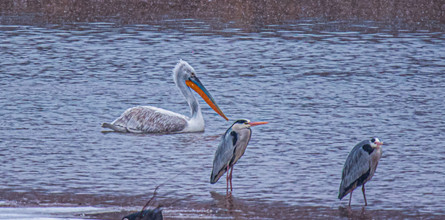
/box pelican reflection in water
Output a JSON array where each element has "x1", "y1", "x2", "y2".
[
  {"x1": 211, "y1": 119, "x2": 268, "y2": 193},
  {"x1": 102, "y1": 60, "x2": 229, "y2": 133}
]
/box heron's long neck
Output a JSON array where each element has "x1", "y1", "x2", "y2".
[{"x1": 176, "y1": 79, "x2": 202, "y2": 120}]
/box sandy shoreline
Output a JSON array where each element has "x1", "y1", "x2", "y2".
[
  {"x1": 0, "y1": 190, "x2": 442, "y2": 219},
  {"x1": 1, "y1": 203, "x2": 442, "y2": 219}
]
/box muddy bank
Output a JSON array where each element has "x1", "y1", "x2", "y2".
[
  {"x1": 1, "y1": 0, "x2": 444, "y2": 27},
  {"x1": 0, "y1": 190, "x2": 441, "y2": 219}
]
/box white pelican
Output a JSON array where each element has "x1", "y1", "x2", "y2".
[
  {"x1": 102, "y1": 60, "x2": 229, "y2": 133},
  {"x1": 210, "y1": 119, "x2": 268, "y2": 193},
  {"x1": 338, "y1": 137, "x2": 383, "y2": 206}
]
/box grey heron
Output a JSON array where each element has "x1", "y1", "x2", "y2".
[
  {"x1": 210, "y1": 119, "x2": 268, "y2": 193},
  {"x1": 338, "y1": 137, "x2": 383, "y2": 206},
  {"x1": 102, "y1": 60, "x2": 229, "y2": 133}
]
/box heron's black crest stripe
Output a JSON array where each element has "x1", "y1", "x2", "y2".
[
  {"x1": 362, "y1": 144, "x2": 374, "y2": 154},
  {"x1": 234, "y1": 119, "x2": 248, "y2": 124},
  {"x1": 230, "y1": 131, "x2": 238, "y2": 146}
]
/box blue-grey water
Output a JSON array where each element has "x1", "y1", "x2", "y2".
[{"x1": 1, "y1": 19, "x2": 445, "y2": 218}]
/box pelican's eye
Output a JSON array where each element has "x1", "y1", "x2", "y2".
[{"x1": 371, "y1": 138, "x2": 376, "y2": 143}]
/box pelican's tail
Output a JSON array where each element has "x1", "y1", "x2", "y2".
[
  {"x1": 101, "y1": 122, "x2": 127, "y2": 132},
  {"x1": 101, "y1": 122, "x2": 112, "y2": 129}
]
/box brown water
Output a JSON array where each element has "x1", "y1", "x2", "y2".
[{"x1": 1, "y1": 2, "x2": 445, "y2": 219}]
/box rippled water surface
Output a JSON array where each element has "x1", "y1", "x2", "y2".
[{"x1": 1, "y1": 19, "x2": 445, "y2": 218}]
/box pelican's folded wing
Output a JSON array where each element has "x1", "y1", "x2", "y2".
[{"x1": 111, "y1": 106, "x2": 188, "y2": 133}]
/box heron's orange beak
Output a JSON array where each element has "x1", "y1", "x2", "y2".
[
  {"x1": 186, "y1": 77, "x2": 229, "y2": 121},
  {"x1": 375, "y1": 141, "x2": 383, "y2": 146},
  {"x1": 248, "y1": 121, "x2": 268, "y2": 127}
]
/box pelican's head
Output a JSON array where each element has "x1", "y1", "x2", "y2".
[
  {"x1": 231, "y1": 119, "x2": 268, "y2": 131},
  {"x1": 370, "y1": 137, "x2": 383, "y2": 148},
  {"x1": 173, "y1": 60, "x2": 228, "y2": 121}
]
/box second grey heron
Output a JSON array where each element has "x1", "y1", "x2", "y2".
[
  {"x1": 338, "y1": 137, "x2": 383, "y2": 206},
  {"x1": 210, "y1": 119, "x2": 268, "y2": 193}
]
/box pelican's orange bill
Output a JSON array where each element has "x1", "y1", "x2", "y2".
[
  {"x1": 186, "y1": 79, "x2": 229, "y2": 121},
  {"x1": 248, "y1": 121, "x2": 268, "y2": 127}
]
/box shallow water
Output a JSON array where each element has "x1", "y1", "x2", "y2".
[
  {"x1": 0, "y1": 206, "x2": 110, "y2": 220},
  {"x1": 1, "y1": 17, "x2": 445, "y2": 218}
]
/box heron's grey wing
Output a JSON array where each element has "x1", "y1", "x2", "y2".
[
  {"x1": 111, "y1": 106, "x2": 187, "y2": 133},
  {"x1": 339, "y1": 141, "x2": 372, "y2": 199},
  {"x1": 210, "y1": 130, "x2": 237, "y2": 184}
]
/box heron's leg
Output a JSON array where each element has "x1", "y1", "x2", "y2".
[
  {"x1": 226, "y1": 164, "x2": 230, "y2": 194},
  {"x1": 229, "y1": 166, "x2": 234, "y2": 192},
  {"x1": 348, "y1": 191, "x2": 352, "y2": 207},
  {"x1": 362, "y1": 184, "x2": 367, "y2": 206}
]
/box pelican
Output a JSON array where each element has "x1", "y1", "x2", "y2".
[
  {"x1": 102, "y1": 60, "x2": 228, "y2": 133},
  {"x1": 210, "y1": 119, "x2": 268, "y2": 193},
  {"x1": 338, "y1": 137, "x2": 383, "y2": 206}
]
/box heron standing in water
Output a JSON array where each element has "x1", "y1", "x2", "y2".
[
  {"x1": 102, "y1": 60, "x2": 228, "y2": 133},
  {"x1": 210, "y1": 119, "x2": 268, "y2": 193},
  {"x1": 338, "y1": 137, "x2": 383, "y2": 206}
]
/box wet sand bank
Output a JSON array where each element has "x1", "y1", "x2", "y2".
[
  {"x1": 0, "y1": 190, "x2": 441, "y2": 219},
  {"x1": 1, "y1": 0, "x2": 444, "y2": 27}
]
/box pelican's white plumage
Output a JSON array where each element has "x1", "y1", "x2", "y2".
[{"x1": 102, "y1": 60, "x2": 228, "y2": 133}]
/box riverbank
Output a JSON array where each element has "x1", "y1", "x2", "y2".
[
  {"x1": 0, "y1": 190, "x2": 442, "y2": 219},
  {"x1": 1, "y1": 0, "x2": 444, "y2": 27}
]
